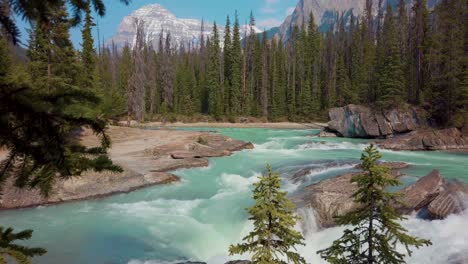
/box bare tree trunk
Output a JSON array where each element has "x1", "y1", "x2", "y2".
[{"x1": 128, "y1": 18, "x2": 147, "y2": 123}]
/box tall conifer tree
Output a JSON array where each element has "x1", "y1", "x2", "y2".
[
  {"x1": 229, "y1": 165, "x2": 306, "y2": 264},
  {"x1": 318, "y1": 145, "x2": 431, "y2": 264}
]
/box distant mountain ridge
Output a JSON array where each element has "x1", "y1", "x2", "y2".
[
  {"x1": 107, "y1": 4, "x2": 261, "y2": 50},
  {"x1": 277, "y1": 0, "x2": 365, "y2": 41},
  {"x1": 274, "y1": 0, "x2": 438, "y2": 41},
  {"x1": 109, "y1": 1, "x2": 440, "y2": 49}
]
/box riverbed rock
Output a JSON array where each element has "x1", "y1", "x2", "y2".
[
  {"x1": 293, "y1": 162, "x2": 410, "y2": 227},
  {"x1": 427, "y1": 181, "x2": 468, "y2": 219},
  {"x1": 354, "y1": 162, "x2": 409, "y2": 177},
  {"x1": 398, "y1": 170, "x2": 445, "y2": 213},
  {"x1": 294, "y1": 163, "x2": 468, "y2": 228},
  {"x1": 328, "y1": 104, "x2": 426, "y2": 138},
  {"x1": 380, "y1": 128, "x2": 468, "y2": 151},
  {"x1": 317, "y1": 130, "x2": 338, "y2": 137}
]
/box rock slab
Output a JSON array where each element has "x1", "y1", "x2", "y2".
[{"x1": 380, "y1": 128, "x2": 468, "y2": 151}]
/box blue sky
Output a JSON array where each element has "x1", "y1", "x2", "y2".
[{"x1": 16, "y1": 0, "x2": 298, "y2": 49}]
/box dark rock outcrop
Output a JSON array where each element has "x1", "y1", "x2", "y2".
[
  {"x1": 328, "y1": 104, "x2": 426, "y2": 138},
  {"x1": 380, "y1": 128, "x2": 468, "y2": 151}
]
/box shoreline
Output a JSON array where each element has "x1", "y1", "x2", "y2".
[
  {"x1": 0, "y1": 126, "x2": 254, "y2": 210},
  {"x1": 138, "y1": 121, "x2": 327, "y2": 130}
]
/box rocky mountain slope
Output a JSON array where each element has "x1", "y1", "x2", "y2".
[
  {"x1": 278, "y1": 0, "x2": 365, "y2": 41},
  {"x1": 275, "y1": 0, "x2": 439, "y2": 41},
  {"x1": 108, "y1": 4, "x2": 261, "y2": 50}
]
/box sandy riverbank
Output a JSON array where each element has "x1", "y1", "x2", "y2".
[
  {"x1": 0, "y1": 126, "x2": 253, "y2": 210},
  {"x1": 140, "y1": 121, "x2": 327, "y2": 129}
]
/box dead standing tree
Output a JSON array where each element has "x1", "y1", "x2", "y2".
[{"x1": 127, "y1": 18, "x2": 147, "y2": 125}]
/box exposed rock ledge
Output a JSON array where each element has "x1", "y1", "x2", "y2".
[
  {"x1": 293, "y1": 163, "x2": 468, "y2": 228},
  {"x1": 379, "y1": 128, "x2": 468, "y2": 151},
  {"x1": 0, "y1": 126, "x2": 253, "y2": 210},
  {"x1": 328, "y1": 104, "x2": 426, "y2": 138}
]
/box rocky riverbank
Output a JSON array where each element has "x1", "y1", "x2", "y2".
[
  {"x1": 379, "y1": 128, "x2": 468, "y2": 151},
  {"x1": 0, "y1": 126, "x2": 253, "y2": 210},
  {"x1": 323, "y1": 104, "x2": 468, "y2": 151}
]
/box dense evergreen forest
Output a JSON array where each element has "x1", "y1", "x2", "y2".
[
  {"x1": 79, "y1": 0, "x2": 466, "y2": 126},
  {"x1": 1, "y1": 0, "x2": 467, "y2": 126}
]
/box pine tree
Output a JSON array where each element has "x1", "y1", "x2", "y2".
[
  {"x1": 229, "y1": 165, "x2": 306, "y2": 264},
  {"x1": 27, "y1": 3, "x2": 80, "y2": 96},
  {"x1": 409, "y1": 0, "x2": 429, "y2": 104},
  {"x1": 0, "y1": 0, "x2": 131, "y2": 44},
  {"x1": 1, "y1": 6, "x2": 121, "y2": 197},
  {"x1": 397, "y1": 0, "x2": 409, "y2": 101},
  {"x1": 318, "y1": 145, "x2": 431, "y2": 264},
  {"x1": 425, "y1": 0, "x2": 466, "y2": 127},
  {"x1": 207, "y1": 22, "x2": 222, "y2": 118},
  {"x1": 80, "y1": 0, "x2": 96, "y2": 90},
  {"x1": 161, "y1": 31, "x2": 174, "y2": 111},
  {"x1": 306, "y1": 12, "x2": 322, "y2": 113},
  {"x1": 223, "y1": 15, "x2": 233, "y2": 113},
  {"x1": 336, "y1": 49, "x2": 352, "y2": 105},
  {"x1": 119, "y1": 44, "x2": 132, "y2": 115},
  {"x1": 230, "y1": 12, "x2": 242, "y2": 115},
  {"x1": 379, "y1": 5, "x2": 406, "y2": 106},
  {"x1": 350, "y1": 19, "x2": 365, "y2": 104},
  {"x1": 0, "y1": 226, "x2": 47, "y2": 264},
  {"x1": 260, "y1": 31, "x2": 269, "y2": 117}
]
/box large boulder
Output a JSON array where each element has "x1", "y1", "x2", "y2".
[
  {"x1": 398, "y1": 170, "x2": 445, "y2": 213},
  {"x1": 294, "y1": 167, "x2": 468, "y2": 228},
  {"x1": 293, "y1": 162, "x2": 409, "y2": 228},
  {"x1": 427, "y1": 181, "x2": 468, "y2": 219},
  {"x1": 380, "y1": 128, "x2": 468, "y2": 151},
  {"x1": 328, "y1": 104, "x2": 426, "y2": 138}
]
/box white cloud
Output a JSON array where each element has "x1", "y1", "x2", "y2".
[
  {"x1": 261, "y1": 0, "x2": 280, "y2": 14},
  {"x1": 257, "y1": 18, "x2": 282, "y2": 29}
]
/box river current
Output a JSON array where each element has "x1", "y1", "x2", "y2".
[{"x1": 0, "y1": 127, "x2": 467, "y2": 264}]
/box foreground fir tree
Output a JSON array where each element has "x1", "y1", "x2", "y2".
[
  {"x1": 317, "y1": 145, "x2": 431, "y2": 264},
  {"x1": 1, "y1": 1, "x2": 128, "y2": 262},
  {"x1": 229, "y1": 165, "x2": 305, "y2": 264},
  {"x1": 0, "y1": 227, "x2": 46, "y2": 264}
]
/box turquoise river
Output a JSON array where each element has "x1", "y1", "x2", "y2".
[{"x1": 0, "y1": 127, "x2": 467, "y2": 263}]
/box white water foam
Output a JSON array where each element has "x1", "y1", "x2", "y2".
[
  {"x1": 108, "y1": 199, "x2": 204, "y2": 218},
  {"x1": 297, "y1": 141, "x2": 368, "y2": 151},
  {"x1": 303, "y1": 163, "x2": 357, "y2": 179},
  {"x1": 211, "y1": 173, "x2": 259, "y2": 199},
  {"x1": 125, "y1": 203, "x2": 468, "y2": 264},
  {"x1": 252, "y1": 140, "x2": 302, "y2": 155},
  {"x1": 296, "y1": 207, "x2": 319, "y2": 236}
]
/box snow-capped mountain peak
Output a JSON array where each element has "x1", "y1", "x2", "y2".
[{"x1": 108, "y1": 4, "x2": 261, "y2": 50}]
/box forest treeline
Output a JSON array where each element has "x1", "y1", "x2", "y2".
[
  {"x1": 86, "y1": 0, "x2": 467, "y2": 126},
  {"x1": 1, "y1": 0, "x2": 467, "y2": 125}
]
